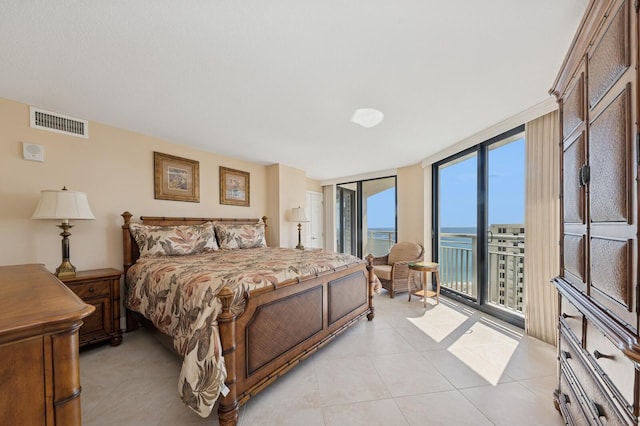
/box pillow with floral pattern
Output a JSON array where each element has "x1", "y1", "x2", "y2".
[
  {"x1": 214, "y1": 223, "x2": 267, "y2": 249},
  {"x1": 130, "y1": 222, "x2": 218, "y2": 256}
]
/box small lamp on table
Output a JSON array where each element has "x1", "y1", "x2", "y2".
[
  {"x1": 32, "y1": 186, "x2": 96, "y2": 278},
  {"x1": 290, "y1": 206, "x2": 309, "y2": 250}
]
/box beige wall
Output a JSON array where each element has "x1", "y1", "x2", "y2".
[
  {"x1": 265, "y1": 164, "x2": 281, "y2": 247},
  {"x1": 397, "y1": 163, "x2": 425, "y2": 247},
  {"x1": 265, "y1": 163, "x2": 307, "y2": 248},
  {"x1": 306, "y1": 178, "x2": 322, "y2": 193},
  {"x1": 0, "y1": 97, "x2": 274, "y2": 273}
]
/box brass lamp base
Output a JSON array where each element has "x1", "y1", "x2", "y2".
[
  {"x1": 55, "y1": 260, "x2": 76, "y2": 278},
  {"x1": 55, "y1": 220, "x2": 77, "y2": 278},
  {"x1": 296, "y1": 222, "x2": 304, "y2": 250}
]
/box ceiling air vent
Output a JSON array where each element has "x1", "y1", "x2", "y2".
[{"x1": 29, "y1": 106, "x2": 89, "y2": 138}]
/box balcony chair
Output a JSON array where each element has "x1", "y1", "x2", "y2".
[{"x1": 371, "y1": 242, "x2": 424, "y2": 298}]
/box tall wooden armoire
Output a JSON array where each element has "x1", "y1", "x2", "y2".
[{"x1": 550, "y1": 0, "x2": 640, "y2": 424}]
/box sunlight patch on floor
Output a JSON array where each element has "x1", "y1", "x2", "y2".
[
  {"x1": 406, "y1": 301, "x2": 470, "y2": 342},
  {"x1": 447, "y1": 321, "x2": 519, "y2": 385},
  {"x1": 406, "y1": 301, "x2": 521, "y2": 385}
]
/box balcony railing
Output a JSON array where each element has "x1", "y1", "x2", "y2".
[
  {"x1": 440, "y1": 231, "x2": 525, "y2": 314},
  {"x1": 365, "y1": 229, "x2": 396, "y2": 257}
]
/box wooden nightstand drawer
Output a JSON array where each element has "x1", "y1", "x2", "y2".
[
  {"x1": 60, "y1": 268, "x2": 122, "y2": 347},
  {"x1": 66, "y1": 279, "x2": 110, "y2": 299}
]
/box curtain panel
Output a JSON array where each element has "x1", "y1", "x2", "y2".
[{"x1": 524, "y1": 110, "x2": 560, "y2": 345}]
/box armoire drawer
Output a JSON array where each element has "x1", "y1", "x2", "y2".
[
  {"x1": 559, "y1": 365, "x2": 590, "y2": 425},
  {"x1": 585, "y1": 320, "x2": 636, "y2": 412},
  {"x1": 560, "y1": 295, "x2": 584, "y2": 344},
  {"x1": 560, "y1": 327, "x2": 628, "y2": 425}
]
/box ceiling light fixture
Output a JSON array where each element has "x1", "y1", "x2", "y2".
[{"x1": 351, "y1": 108, "x2": 384, "y2": 128}]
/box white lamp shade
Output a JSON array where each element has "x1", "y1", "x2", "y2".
[
  {"x1": 32, "y1": 189, "x2": 96, "y2": 220},
  {"x1": 290, "y1": 207, "x2": 308, "y2": 223}
]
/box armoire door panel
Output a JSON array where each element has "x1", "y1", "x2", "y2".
[
  {"x1": 563, "y1": 132, "x2": 586, "y2": 224},
  {"x1": 564, "y1": 234, "x2": 586, "y2": 290},
  {"x1": 588, "y1": 0, "x2": 630, "y2": 109},
  {"x1": 589, "y1": 85, "x2": 631, "y2": 223},
  {"x1": 589, "y1": 236, "x2": 632, "y2": 310},
  {"x1": 562, "y1": 72, "x2": 585, "y2": 139}
]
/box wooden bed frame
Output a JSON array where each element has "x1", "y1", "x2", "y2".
[{"x1": 121, "y1": 212, "x2": 375, "y2": 425}]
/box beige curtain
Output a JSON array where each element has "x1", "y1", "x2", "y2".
[{"x1": 524, "y1": 111, "x2": 560, "y2": 345}]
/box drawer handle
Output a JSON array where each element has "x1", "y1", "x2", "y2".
[
  {"x1": 593, "y1": 350, "x2": 614, "y2": 360},
  {"x1": 561, "y1": 313, "x2": 576, "y2": 319},
  {"x1": 88, "y1": 287, "x2": 95, "y2": 293},
  {"x1": 591, "y1": 401, "x2": 606, "y2": 421}
]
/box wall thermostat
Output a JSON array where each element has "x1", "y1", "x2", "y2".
[{"x1": 23, "y1": 142, "x2": 44, "y2": 162}]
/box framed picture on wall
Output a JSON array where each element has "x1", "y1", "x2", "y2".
[
  {"x1": 154, "y1": 152, "x2": 200, "y2": 202},
  {"x1": 220, "y1": 166, "x2": 250, "y2": 206}
]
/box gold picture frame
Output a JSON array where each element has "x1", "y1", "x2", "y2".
[
  {"x1": 154, "y1": 152, "x2": 200, "y2": 202},
  {"x1": 220, "y1": 166, "x2": 250, "y2": 206}
]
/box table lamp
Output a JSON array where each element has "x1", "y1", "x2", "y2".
[
  {"x1": 32, "y1": 186, "x2": 96, "y2": 277},
  {"x1": 290, "y1": 206, "x2": 309, "y2": 250}
]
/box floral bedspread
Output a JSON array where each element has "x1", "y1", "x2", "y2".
[{"x1": 125, "y1": 247, "x2": 364, "y2": 417}]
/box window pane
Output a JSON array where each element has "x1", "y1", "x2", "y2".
[
  {"x1": 363, "y1": 178, "x2": 396, "y2": 257},
  {"x1": 438, "y1": 152, "x2": 478, "y2": 300},
  {"x1": 487, "y1": 135, "x2": 525, "y2": 315}
]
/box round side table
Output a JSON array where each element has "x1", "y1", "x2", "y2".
[{"x1": 408, "y1": 262, "x2": 440, "y2": 307}]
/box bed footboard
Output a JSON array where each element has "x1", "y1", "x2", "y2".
[{"x1": 217, "y1": 259, "x2": 375, "y2": 426}]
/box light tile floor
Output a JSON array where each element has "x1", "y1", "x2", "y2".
[{"x1": 80, "y1": 293, "x2": 563, "y2": 425}]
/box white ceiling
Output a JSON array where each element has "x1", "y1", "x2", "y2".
[{"x1": 0, "y1": 1, "x2": 588, "y2": 181}]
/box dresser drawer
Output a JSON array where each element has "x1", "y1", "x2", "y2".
[
  {"x1": 559, "y1": 328, "x2": 628, "y2": 425},
  {"x1": 66, "y1": 279, "x2": 111, "y2": 299},
  {"x1": 560, "y1": 295, "x2": 584, "y2": 344},
  {"x1": 585, "y1": 320, "x2": 636, "y2": 412}
]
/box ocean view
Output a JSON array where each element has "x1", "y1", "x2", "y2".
[{"x1": 366, "y1": 226, "x2": 478, "y2": 256}]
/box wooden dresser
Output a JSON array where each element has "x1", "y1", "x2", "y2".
[
  {"x1": 550, "y1": 0, "x2": 640, "y2": 424},
  {"x1": 0, "y1": 264, "x2": 94, "y2": 426}
]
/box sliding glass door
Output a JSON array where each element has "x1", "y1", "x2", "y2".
[
  {"x1": 434, "y1": 126, "x2": 525, "y2": 326},
  {"x1": 437, "y1": 152, "x2": 478, "y2": 301},
  {"x1": 486, "y1": 137, "x2": 525, "y2": 314},
  {"x1": 336, "y1": 176, "x2": 396, "y2": 258}
]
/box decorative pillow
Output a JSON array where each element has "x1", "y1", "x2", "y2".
[
  {"x1": 130, "y1": 222, "x2": 218, "y2": 257},
  {"x1": 214, "y1": 223, "x2": 267, "y2": 249}
]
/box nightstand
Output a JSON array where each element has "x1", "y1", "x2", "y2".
[{"x1": 60, "y1": 268, "x2": 123, "y2": 347}]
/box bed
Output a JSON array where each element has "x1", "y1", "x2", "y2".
[{"x1": 121, "y1": 212, "x2": 375, "y2": 425}]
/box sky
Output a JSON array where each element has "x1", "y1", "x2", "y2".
[
  {"x1": 367, "y1": 188, "x2": 396, "y2": 228},
  {"x1": 440, "y1": 137, "x2": 525, "y2": 228},
  {"x1": 366, "y1": 137, "x2": 525, "y2": 230}
]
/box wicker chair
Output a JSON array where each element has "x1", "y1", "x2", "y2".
[{"x1": 371, "y1": 242, "x2": 424, "y2": 298}]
